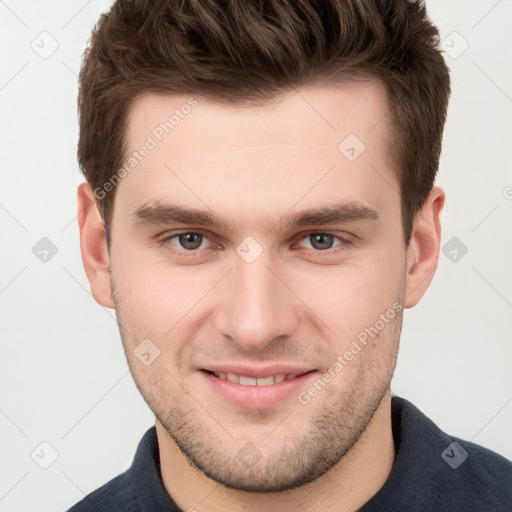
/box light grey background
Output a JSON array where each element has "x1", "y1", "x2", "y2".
[{"x1": 1, "y1": 1, "x2": 511, "y2": 511}]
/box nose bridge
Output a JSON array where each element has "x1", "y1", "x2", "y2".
[{"x1": 215, "y1": 249, "x2": 298, "y2": 351}]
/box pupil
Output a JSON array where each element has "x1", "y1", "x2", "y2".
[
  {"x1": 312, "y1": 234, "x2": 332, "y2": 250},
  {"x1": 180, "y1": 233, "x2": 201, "y2": 250}
]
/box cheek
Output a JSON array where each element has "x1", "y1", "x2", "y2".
[
  {"x1": 112, "y1": 255, "x2": 219, "y2": 339},
  {"x1": 112, "y1": 234, "x2": 405, "y2": 346},
  {"x1": 300, "y1": 257, "x2": 404, "y2": 341}
]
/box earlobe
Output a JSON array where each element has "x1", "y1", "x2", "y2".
[
  {"x1": 404, "y1": 186, "x2": 445, "y2": 309},
  {"x1": 77, "y1": 182, "x2": 115, "y2": 309}
]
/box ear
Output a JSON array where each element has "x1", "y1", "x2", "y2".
[
  {"x1": 77, "y1": 182, "x2": 114, "y2": 309},
  {"x1": 404, "y1": 186, "x2": 445, "y2": 308}
]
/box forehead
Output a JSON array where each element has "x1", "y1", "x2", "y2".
[
  {"x1": 126, "y1": 79, "x2": 390, "y2": 148},
  {"x1": 116, "y1": 80, "x2": 397, "y2": 230}
]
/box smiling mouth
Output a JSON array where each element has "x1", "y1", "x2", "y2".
[{"x1": 203, "y1": 370, "x2": 312, "y2": 386}]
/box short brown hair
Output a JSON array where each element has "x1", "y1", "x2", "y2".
[{"x1": 77, "y1": 0, "x2": 450, "y2": 247}]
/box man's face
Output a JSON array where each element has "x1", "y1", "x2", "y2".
[{"x1": 108, "y1": 81, "x2": 407, "y2": 491}]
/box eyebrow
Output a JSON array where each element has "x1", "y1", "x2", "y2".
[{"x1": 132, "y1": 201, "x2": 379, "y2": 233}]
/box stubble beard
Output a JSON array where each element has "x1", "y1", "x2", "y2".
[{"x1": 110, "y1": 272, "x2": 401, "y2": 493}]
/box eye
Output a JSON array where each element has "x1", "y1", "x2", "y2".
[
  {"x1": 158, "y1": 230, "x2": 350, "y2": 257},
  {"x1": 176, "y1": 232, "x2": 206, "y2": 250},
  {"x1": 297, "y1": 233, "x2": 345, "y2": 251},
  {"x1": 161, "y1": 231, "x2": 213, "y2": 252}
]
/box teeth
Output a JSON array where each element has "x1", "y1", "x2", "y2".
[
  {"x1": 239, "y1": 375, "x2": 257, "y2": 385},
  {"x1": 211, "y1": 372, "x2": 297, "y2": 386},
  {"x1": 226, "y1": 373, "x2": 239, "y2": 384},
  {"x1": 256, "y1": 376, "x2": 274, "y2": 386}
]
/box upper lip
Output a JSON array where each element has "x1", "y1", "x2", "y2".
[{"x1": 201, "y1": 364, "x2": 314, "y2": 378}]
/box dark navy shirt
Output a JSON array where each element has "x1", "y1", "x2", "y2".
[{"x1": 66, "y1": 396, "x2": 512, "y2": 511}]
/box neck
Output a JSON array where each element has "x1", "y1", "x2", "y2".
[{"x1": 156, "y1": 390, "x2": 395, "y2": 512}]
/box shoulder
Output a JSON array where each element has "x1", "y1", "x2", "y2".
[
  {"x1": 392, "y1": 396, "x2": 512, "y2": 510},
  {"x1": 435, "y1": 435, "x2": 512, "y2": 509},
  {"x1": 64, "y1": 426, "x2": 178, "y2": 512},
  {"x1": 65, "y1": 471, "x2": 136, "y2": 512}
]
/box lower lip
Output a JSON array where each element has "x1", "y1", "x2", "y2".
[{"x1": 199, "y1": 370, "x2": 317, "y2": 409}]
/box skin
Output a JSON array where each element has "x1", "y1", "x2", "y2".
[{"x1": 78, "y1": 80, "x2": 444, "y2": 512}]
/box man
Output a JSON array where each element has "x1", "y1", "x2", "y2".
[{"x1": 69, "y1": 0, "x2": 512, "y2": 510}]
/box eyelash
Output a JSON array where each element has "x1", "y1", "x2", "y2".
[{"x1": 157, "y1": 229, "x2": 352, "y2": 258}]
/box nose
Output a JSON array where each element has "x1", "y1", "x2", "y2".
[{"x1": 213, "y1": 251, "x2": 299, "y2": 352}]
